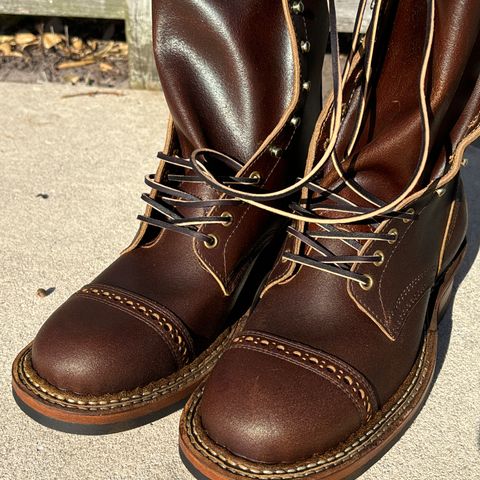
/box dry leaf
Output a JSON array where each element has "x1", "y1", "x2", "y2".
[
  {"x1": 15, "y1": 33, "x2": 37, "y2": 46},
  {"x1": 0, "y1": 35, "x2": 14, "y2": 44},
  {"x1": 87, "y1": 39, "x2": 98, "y2": 50},
  {"x1": 36, "y1": 287, "x2": 55, "y2": 298},
  {"x1": 42, "y1": 33, "x2": 64, "y2": 50},
  {"x1": 0, "y1": 43, "x2": 23, "y2": 57},
  {"x1": 119, "y1": 43, "x2": 129, "y2": 55},
  {"x1": 95, "y1": 41, "x2": 114, "y2": 58},
  {"x1": 108, "y1": 43, "x2": 128, "y2": 59},
  {"x1": 0, "y1": 43, "x2": 12, "y2": 55},
  {"x1": 63, "y1": 74, "x2": 81, "y2": 85},
  {"x1": 99, "y1": 62, "x2": 113, "y2": 72},
  {"x1": 57, "y1": 59, "x2": 96, "y2": 70},
  {"x1": 71, "y1": 37, "x2": 83, "y2": 52}
]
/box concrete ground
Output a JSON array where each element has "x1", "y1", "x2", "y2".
[{"x1": 0, "y1": 81, "x2": 479, "y2": 480}]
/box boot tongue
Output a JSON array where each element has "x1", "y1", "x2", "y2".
[
  {"x1": 304, "y1": 0, "x2": 429, "y2": 240},
  {"x1": 327, "y1": 0, "x2": 428, "y2": 206},
  {"x1": 153, "y1": 0, "x2": 295, "y2": 206},
  {"x1": 318, "y1": 0, "x2": 480, "y2": 216}
]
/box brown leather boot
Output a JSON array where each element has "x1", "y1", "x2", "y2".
[
  {"x1": 12, "y1": 0, "x2": 330, "y2": 434},
  {"x1": 180, "y1": 0, "x2": 480, "y2": 478}
]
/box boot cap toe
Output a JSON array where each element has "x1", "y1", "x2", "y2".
[
  {"x1": 32, "y1": 292, "x2": 179, "y2": 395},
  {"x1": 200, "y1": 339, "x2": 371, "y2": 464}
]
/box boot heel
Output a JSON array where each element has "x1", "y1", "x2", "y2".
[{"x1": 430, "y1": 240, "x2": 467, "y2": 331}]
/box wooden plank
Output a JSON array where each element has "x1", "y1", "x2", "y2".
[
  {"x1": 0, "y1": 0, "x2": 125, "y2": 20},
  {"x1": 125, "y1": 0, "x2": 160, "y2": 89}
]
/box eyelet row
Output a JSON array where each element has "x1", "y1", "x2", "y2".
[
  {"x1": 268, "y1": 1, "x2": 310, "y2": 158},
  {"x1": 361, "y1": 226, "x2": 401, "y2": 290},
  {"x1": 360, "y1": 274, "x2": 374, "y2": 291},
  {"x1": 387, "y1": 228, "x2": 398, "y2": 244},
  {"x1": 300, "y1": 40, "x2": 311, "y2": 53},
  {"x1": 403, "y1": 207, "x2": 415, "y2": 223},
  {"x1": 268, "y1": 146, "x2": 283, "y2": 158},
  {"x1": 204, "y1": 234, "x2": 218, "y2": 249},
  {"x1": 373, "y1": 250, "x2": 385, "y2": 266},
  {"x1": 220, "y1": 211, "x2": 233, "y2": 226}
]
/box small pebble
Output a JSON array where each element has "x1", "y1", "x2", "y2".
[{"x1": 36, "y1": 288, "x2": 55, "y2": 298}]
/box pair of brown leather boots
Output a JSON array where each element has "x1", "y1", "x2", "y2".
[{"x1": 12, "y1": 1, "x2": 480, "y2": 479}]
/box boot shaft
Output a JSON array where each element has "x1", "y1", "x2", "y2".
[{"x1": 152, "y1": 0, "x2": 329, "y2": 165}]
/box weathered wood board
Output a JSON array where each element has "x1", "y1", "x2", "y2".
[
  {"x1": 124, "y1": 0, "x2": 158, "y2": 89},
  {"x1": 0, "y1": 0, "x2": 125, "y2": 20}
]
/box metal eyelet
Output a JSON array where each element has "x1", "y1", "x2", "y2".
[
  {"x1": 269, "y1": 146, "x2": 283, "y2": 158},
  {"x1": 220, "y1": 211, "x2": 233, "y2": 227},
  {"x1": 204, "y1": 234, "x2": 218, "y2": 249},
  {"x1": 373, "y1": 250, "x2": 385, "y2": 267},
  {"x1": 282, "y1": 249, "x2": 291, "y2": 263},
  {"x1": 249, "y1": 171, "x2": 261, "y2": 183},
  {"x1": 291, "y1": 1, "x2": 305, "y2": 15},
  {"x1": 461, "y1": 157, "x2": 469, "y2": 167},
  {"x1": 360, "y1": 274, "x2": 374, "y2": 291},
  {"x1": 403, "y1": 208, "x2": 415, "y2": 223},
  {"x1": 290, "y1": 116, "x2": 301, "y2": 127},
  {"x1": 387, "y1": 228, "x2": 398, "y2": 244},
  {"x1": 435, "y1": 187, "x2": 446, "y2": 197},
  {"x1": 300, "y1": 41, "x2": 311, "y2": 53},
  {"x1": 302, "y1": 81, "x2": 311, "y2": 92}
]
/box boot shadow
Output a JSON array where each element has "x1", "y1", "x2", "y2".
[{"x1": 434, "y1": 141, "x2": 480, "y2": 381}]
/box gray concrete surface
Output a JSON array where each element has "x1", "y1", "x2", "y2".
[{"x1": 0, "y1": 82, "x2": 479, "y2": 480}]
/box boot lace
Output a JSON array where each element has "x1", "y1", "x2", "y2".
[
  {"x1": 138, "y1": 151, "x2": 258, "y2": 247},
  {"x1": 138, "y1": 0, "x2": 436, "y2": 288}
]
